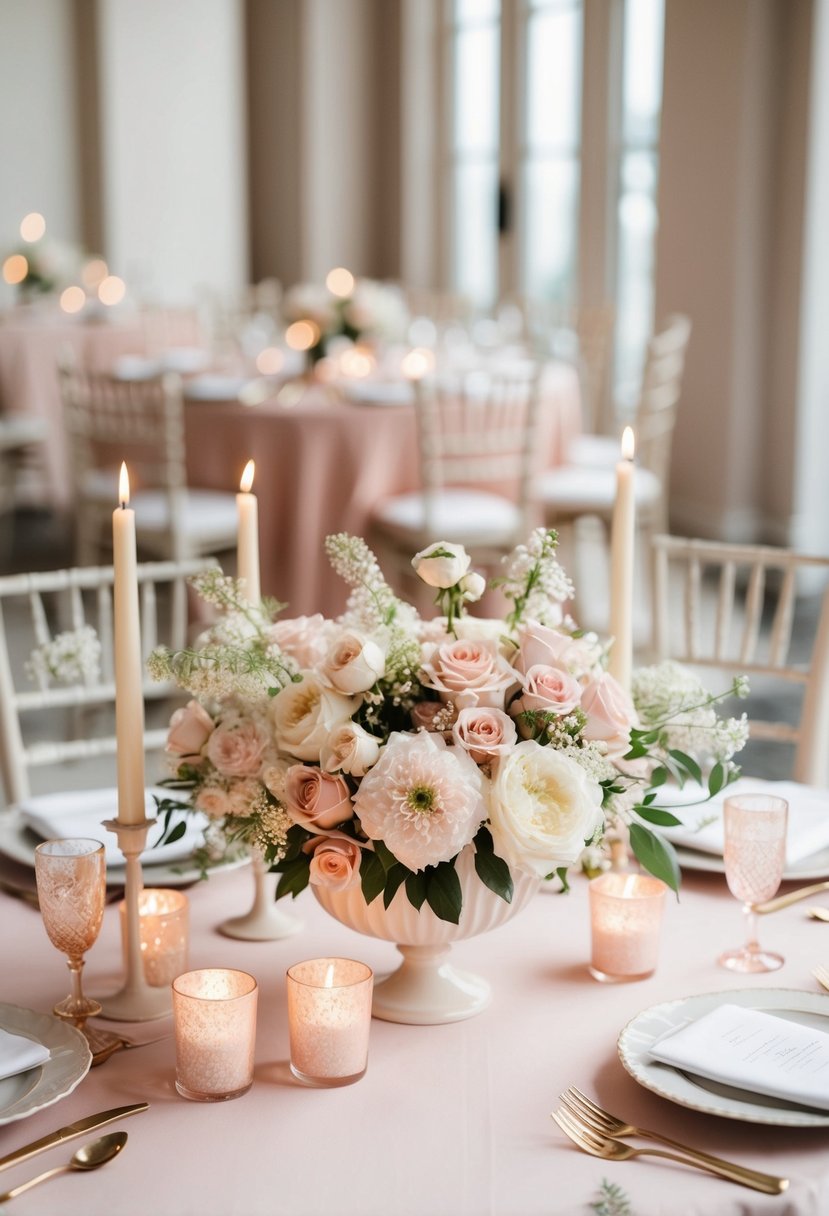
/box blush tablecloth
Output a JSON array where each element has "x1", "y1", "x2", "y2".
[
  {"x1": 0, "y1": 863, "x2": 827, "y2": 1216},
  {"x1": 184, "y1": 361, "x2": 582, "y2": 617},
  {"x1": 0, "y1": 307, "x2": 201, "y2": 508}
]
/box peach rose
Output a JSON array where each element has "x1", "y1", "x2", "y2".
[
  {"x1": 581, "y1": 672, "x2": 638, "y2": 760},
  {"x1": 305, "y1": 837, "x2": 362, "y2": 892},
  {"x1": 452, "y1": 707, "x2": 517, "y2": 764},
  {"x1": 420, "y1": 638, "x2": 516, "y2": 710},
  {"x1": 206, "y1": 714, "x2": 268, "y2": 778},
  {"x1": 268, "y1": 614, "x2": 330, "y2": 668},
  {"x1": 514, "y1": 620, "x2": 601, "y2": 680},
  {"x1": 283, "y1": 765, "x2": 354, "y2": 830},
  {"x1": 510, "y1": 664, "x2": 583, "y2": 721},
  {"x1": 195, "y1": 785, "x2": 231, "y2": 819},
  {"x1": 166, "y1": 700, "x2": 215, "y2": 764},
  {"x1": 321, "y1": 630, "x2": 385, "y2": 694}
]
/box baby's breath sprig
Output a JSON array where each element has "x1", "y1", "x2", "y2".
[
  {"x1": 325, "y1": 533, "x2": 418, "y2": 633},
  {"x1": 496, "y1": 528, "x2": 574, "y2": 631},
  {"x1": 148, "y1": 641, "x2": 298, "y2": 702}
]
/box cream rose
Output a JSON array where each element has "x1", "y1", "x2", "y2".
[
  {"x1": 510, "y1": 665, "x2": 583, "y2": 724},
  {"x1": 452, "y1": 707, "x2": 516, "y2": 764},
  {"x1": 270, "y1": 673, "x2": 357, "y2": 762},
  {"x1": 581, "y1": 672, "x2": 638, "y2": 761},
  {"x1": 306, "y1": 837, "x2": 362, "y2": 892},
  {"x1": 267, "y1": 614, "x2": 330, "y2": 668},
  {"x1": 320, "y1": 722, "x2": 382, "y2": 777},
  {"x1": 489, "y1": 740, "x2": 604, "y2": 877},
  {"x1": 322, "y1": 630, "x2": 385, "y2": 694},
  {"x1": 412, "y1": 541, "x2": 471, "y2": 588},
  {"x1": 166, "y1": 699, "x2": 215, "y2": 764},
  {"x1": 420, "y1": 637, "x2": 516, "y2": 709},
  {"x1": 283, "y1": 765, "x2": 353, "y2": 830},
  {"x1": 206, "y1": 714, "x2": 268, "y2": 778}
]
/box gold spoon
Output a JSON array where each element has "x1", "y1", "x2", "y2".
[
  {"x1": 0, "y1": 1132, "x2": 127, "y2": 1203},
  {"x1": 808, "y1": 906, "x2": 829, "y2": 922}
]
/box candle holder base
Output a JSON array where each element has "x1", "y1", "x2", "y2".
[
  {"x1": 95, "y1": 817, "x2": 173, "y2": 1022},
  {"x1": 217, "y1": 854, "x2": 302, "y2": 942}
]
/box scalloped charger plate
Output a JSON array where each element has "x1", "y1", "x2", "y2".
[
  {"x1": 0, "y1": 1005, "x2": 91, "y2": 1126},
  {"x1": 617, "y1": 987, "x2": 829, "y2": 1127}
]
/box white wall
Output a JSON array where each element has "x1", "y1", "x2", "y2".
[
  {"x1": 95, "y1": 0, "x2": 248, "y2": 304},
  {"x1": 0, "y1": 0, "x2": 81, "y2": 305}
]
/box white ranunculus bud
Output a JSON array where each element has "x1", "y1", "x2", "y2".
[
  {"x1": 322, "y1": 630, "x2": 386, "y2": 694},
  {"x1": 320, "y1": 721, "x2": 382, "y2": 777},
  {"x1": 411, "y1": 541, "x2": 471, "y2": 589},
  {"x1": 458, "y1": 571, "x2": 486, "y2": 602}
]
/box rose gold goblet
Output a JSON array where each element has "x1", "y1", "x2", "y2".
[
  {"x1": 34, "y1": 838, "x2": 106, "y2": 1022},
  {"x1": 719, "y1": 794, "x2": 788, "y2": 973}
]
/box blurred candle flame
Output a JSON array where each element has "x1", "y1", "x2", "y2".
[
  {"x1": 119, "y1": 462, "x2": 130, "y2": 506},
  {"x1": 240, "y1": 460, "x2": 255, "y2": 493},
  {"x1": 621, "y1": 426, "x2": 635, "y2": 461}
]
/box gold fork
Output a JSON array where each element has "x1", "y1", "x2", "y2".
[
  {"x1": 551, "y1": 1108, "x2": 788, "y2": 1194},
  {"x1": 812, "y1": 965, "x2": 829, "y2": 993},
  {"x1": 559, "y1": 1088, "x2": 785, "y2": 1191},
  {"x1": 84, "y1": 1026, "x2": 171, "y2": 1067}
]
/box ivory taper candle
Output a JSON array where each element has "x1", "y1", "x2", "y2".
[
  {"x1": 237, "y1": 459, "x2": 260, "y2": 603},
  {"x1": 113, "y1": 462, "x2": 147, "y2": 825},
  {"x1": 608, "y1": 426, "x2": 635, "y2": 691}
]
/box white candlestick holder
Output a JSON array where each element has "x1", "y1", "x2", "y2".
[
  {"x1": 218, "y1": 852, "x2": 302, "y2": 942},
  {"x1": 97, "y1": 818, "x2": 173, "y2": 1021}
]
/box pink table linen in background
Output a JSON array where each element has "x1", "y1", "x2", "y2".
[
  {"x1": 0, "y1": 867, "x2": 827, "y2": 1216},
  {"x1": 184, "y1": 361, "x2": 582, "y2": 617},
  {"x1": 0, "y1": 307, "x2": 202, "y2": 508}
]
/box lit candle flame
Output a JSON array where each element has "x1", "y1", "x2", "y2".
[
  {"x1": 324, "y1": 963, "x2": 335, "y2": 989},
  {"x1": 326, "y1": 267, "x2": 355, "y2": 298},
  {"x1": 239, "y1": 460, "x2": 255, "y2": 494},
  {"x1": 621, "y1": 426, "x2": 635, "y2": 461},
  {"x1": 118, "y1": 462, "x2": 130, "y2": 507},
  {"x1": 622, "y1": 874, "x2": 639, "y2": 898}
]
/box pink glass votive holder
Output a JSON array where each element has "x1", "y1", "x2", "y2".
[
  {"x1": 588, "y1": 873, "x2": 667, "y2": 983},
  {"x1": 286, "y1": 958, "x2": 374, "y2": 1087},
  {"x1": 172, "y1": 969, "x2": 258, "y2": 1102},
  {"x1": 119, "y1": 888, "x2": 189, "y2": 988}
]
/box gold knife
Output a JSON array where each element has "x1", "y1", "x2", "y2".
[{"x1": 0, "y1": 1102, "x2": 148, "y2": 1173}]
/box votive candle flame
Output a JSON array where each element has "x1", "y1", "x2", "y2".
[
  {"x1": 173, "y1": 969, "x2": 258, "y2": 1102},
  {"x1": 287, "y1": 958, "x2": 373, "y2": 1087},
  {"x1": 589, "y1": 871, "x2": 667, "y2": 983}
]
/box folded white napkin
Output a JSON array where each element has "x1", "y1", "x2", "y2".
[
  {"x1": 0, "y1": 1027, "x2": 50, "y2": 1081},
  {"x1": 655, "y1": 779, "x2": 829, "y2": 865},
  {"x1": 340, "y1": 379, "x2": 414, "y2": 406},
  {"x1": 18, "y1": 788, "x2": 206, "y2": 869},
  {"x1": 649, "y1": 1003, "x2": 829, "y2": 1111},
  {"x1": 183, "y1": 374, "x2": 252, "y2": 401}
]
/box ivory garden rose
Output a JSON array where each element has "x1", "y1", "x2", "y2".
[{"x1": 271, "y1": 673, "x2": 357, "y2": 762}]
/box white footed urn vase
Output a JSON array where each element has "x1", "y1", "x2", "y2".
[{"x1": 313, "y1": 846, "x2": 539, "y2": 1025}]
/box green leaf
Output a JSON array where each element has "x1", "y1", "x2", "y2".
[
  {"x1": 555, "y1": 865, "x2": 570, "y2": 893},
  {"x1": 642, "y1": 792, "x2": 657, "y2": 806},
  {"x1": 161, "y1": 820, "x2": 187, "y2": 845},
  {"x1": 473, "y1": 848, "x2": 513, "y2": 903},
  {"x1": 373, "y1": 838, "x2": 398, "y2": 874},
  {"x1": 425, "y1": 862, "x2": 462, "y2": 924},
  {"x1": 275, "y1": 856, "x2": 310, "y2": 900},
  {"x1": 628, "y1": 823, "x2": 681, "y2": 895},
  {"x1": 382, "y1": 864, "x2": 409, "y2": 909},
  {"x1": 708, "y1": 761, "x2": 727, "y2": 797},
  {"x1": 648, "y1": 766, "x2": 668, "y2": 788},
  {"x1": 668, "y1": 748, "x2": 703, "y2": 786},
  {"x1": 634, "y1": 805, "x2": 683, "y2": 827},
  {"x1": 360, "y1": 850, "x2": 386, "y2": 905},
  {"x1": 405, "y1": 871, "x2": 427, "y2": 910}
]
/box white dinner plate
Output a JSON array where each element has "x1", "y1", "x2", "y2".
[
  {"x1": 673, "y1": 843, "x2": 829, "y2": 882},
  {"x1": 0, "y1": 1005, "x2": 91, "y2": 1126},
  {"x1": 618, "y1": 987, "x2": 829, "y2": 1127},
  {"x1": 0, "y1": 808, "x2": 248, "y2": 888}
]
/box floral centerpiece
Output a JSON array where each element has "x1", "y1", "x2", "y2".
[
  {"x1": 150, "y1": 530, "x2": 748, "y2": 926},
  {"x1": 282, "y1": 277, "x2": 408, "y2": 364}
]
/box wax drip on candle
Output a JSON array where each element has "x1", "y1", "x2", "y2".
[
  {"x1": 240, "y1": 459, "x2": 255, "y2": 494},
  {"x1": 324, "y1": 963, "x2": 335, "y2": 989},
  {"x1": 119, "y1": 461, "x2": 130, "y2": 509},
  {"x1": 621, "y1": 425, "x2": 635, "y2": 462}
]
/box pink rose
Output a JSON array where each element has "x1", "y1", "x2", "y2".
[
  {"x1": 268, "y1": 614, "x2": 329, "y2": 668},
  {"x1": 452, "y1": 707, "x2": 517, "y2": 764},
  {"x1": 581, "y1": 672, "x2": 638, "y2": 760},
  {"x1": 205, "y1": 714, "x2": 268, "y2": 778},
  {"x1": 510, "y1": 665, "x2": 583, "y2": 722},
  {"x1": 420, "y1": 638, "x2": 515, "y2": 710},
  {"x1": 514, "y1": 620, "x2": 601, "y2": 680},
  {"x1": 195, "y1": 785, "x2": 230, "y2": 819},
  {"x1": 166, "y1": 700, "x2": 215, "y2": 764},
  {"x1": 305, "y1": 836, "x2": 362, "y2": 892},
  {"x1": 283, "y1": 765, "x2": 354, "y2": 830}
]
